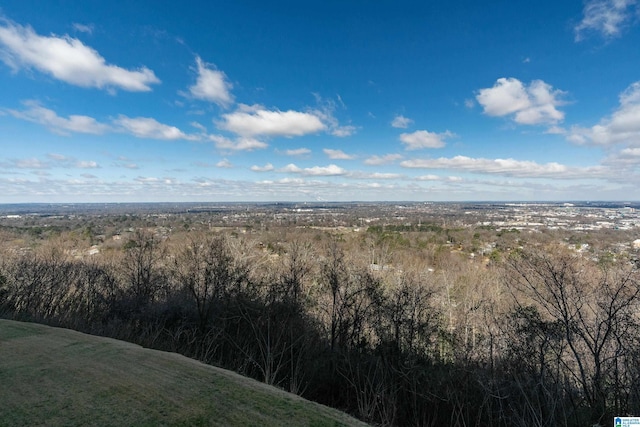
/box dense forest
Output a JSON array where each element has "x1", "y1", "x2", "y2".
[{"x1": 1, "y1": 214, "x2": 639, "y2": 426}]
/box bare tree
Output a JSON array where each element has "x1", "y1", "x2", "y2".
[
  {"x1": 173, "y1": 234, "x2": 242, "y2": 331},
  {"x1": 122, "y1": 230, "x2": 167, "y2": 310},
  {"x1": 507, "y1": 249, "x2": 640, "y2": 423}
]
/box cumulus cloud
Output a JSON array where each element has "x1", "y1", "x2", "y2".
[
  {"x1": 251, "y1": 163, "x2": 274, "y2": 172},
  {"x1": 323, "y1": 148, "x2": 355, "y2": 160},
  {"x1": 476, "y1": 78, "x2": 565, "y2": 125},
  {"x1": 400, "y1": 130, "x2": 454, "y2": 150},
  {"x1": 279, "y1": 163, "x2": 303, "y2": 173},
  {"x1": 602, "y1": 147, "x2": 640, "y2": 171},
  {"x1": 0, "y1": 18, "x2": 159, "y2": 91},
  {"x1": 302, "y1": 164, "x2": 347, "y2": 176},
  {"x1": 209, "y1": 134, "x2": 268, "y2": 151},
  {"x1": 8, "y1": 100, "x2": 110, "y2": 135},
  {"x1": 568, "y1": 81, "x2": 640, "y2": 146},
  {"x1": 114, "y1": 116, "x2": 199, "y2": 140},
  {"x1": 363, "y1": 154, "x2": 403, "y2": 165},
  {"x1": 575, "y1": 0, "x2": 638, "y2": 41},
  {"x1": 219, "y1": 105, "x2": 326, "y2": 137},
  {"x1": 187, "y1": 56, "x2": 233, "y2": 106},
  {"x1": 391, "y1": 115, "x2": 413, "y2": 128},
  {"x1": 216, "y1": 158, "x2": 233, "y2": 168},
  {"x1": 400, "y1": 155, "x2": 603, "y2": 179}
]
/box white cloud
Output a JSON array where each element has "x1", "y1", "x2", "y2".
[
  {"x1": 1, "y1": 168, "x2": 635, "y2": 202},
  {"x1": 363, "y1": 154, "x2": 403, "y2": 165},
  {"x1": 330, "y1": 125, "x2": 357, "y2": 137},
  {"x1": 190, "y1": 121, "x2": 207, "y2": 132},
  {"x1": 74, "y1": 160, "x2": 98, "y2": 169},
  {"x1": 301, "y1": 164, "x2": 347, "y2": 176},
  {"x1": 568, "y1": 81, "x2": 640, "y2": 146},
  {"x1": 302, "y1": 164, "x2": 347, "y2": 176},
  {"x1": 400, "y1": 130, "x2": 454, "y2": 150},
  {"x1": 416, "y1": 174, "x2": 441, "y2": 181},
  {"x1": 47, "y1": 153, "x2": 66, "y2": 161},
  {"x1": 391, "y1": 115, "x2": 413, "y2": 129},
  {"x1": 8, "y1": 100, "x2": 109, "y2": 135},
  {"x1": 210, "y1": 135, "x2": 268, "y2": 151},
  {"x1": 575, "y1": 0, "x2": 638, "y2": 40},
  {"x1": 278, "y1": 163, "x2": 347, "y2": 176},
  {"x1": 47, "y1": 154, "x2": 99, "y2": 169},
  {"x1": 3, "y1": 155, "x2": 100, "y2": 170},
  {"x1": 476, "y1": 78, "x2": 565, "y2": 125},
  {"x1": 251, "y1": 163, "x2": 274, "y2": 172},
  {"x1": 114, "y1": 116, "x2": 198, "y2": 140},
  {"x1": 135, "y1": 176, "x2": 161, "y2": 183},
  {"x1": 14, "y1": 158, "x2": 48, "y2": 169},
  {"x1": 284, "y1": 148, "x2": 311, "y2": 156},
  {"x1": 545, "y1": 126, "x2": 567, "y2": 135},
  {"x1": 602, "y1": 147, "x2": 640, "y2": 171},
  {"x1": 354, "y1": 172, "x2": 401, "y2": 180},
  {"x1": 477, "y1": 78, "x2": 530, "y2": 116},
  {"x1": 621, "y1": 81, "x2": 640, "y2": 105},
  {"x1": 279, "y1": 163, "x2": 303, "y2": 173},
  {"x1": 188, "y1": 56, "x2": 233, "y2": 106},
  {"x1": 219, "y1": 105, "x2": 326, "y2": 137},
  {"x1": 72, "y1": 23, "x2": 94, "y2": 34},
  {"x1": 216, "y1": 159, "x2": 233, "y2": 168},
  {"x1": 400, "y1": 155, "x2": 603, "y2": 179},
  {"x1": 0, "y1": 18, "x2": 160, "y2": 91},
  {"x1": 311, "y1": 94, "x2": 357, "y2": 137},
  {"x1": 323, "y1": 148, "x2": 355, "y2": 160}
]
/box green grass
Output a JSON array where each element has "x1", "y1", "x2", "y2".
[{"x1": 0, "y1": 320, "x2": 368, "y2": 427}]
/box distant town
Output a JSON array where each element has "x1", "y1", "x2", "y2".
[{"x1": 2, "y1": 201, "x2": 640, "y2": 235}]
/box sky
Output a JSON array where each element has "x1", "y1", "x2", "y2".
[{"x1": 1, "y1": 0, "x2": 640, "y2": 203}]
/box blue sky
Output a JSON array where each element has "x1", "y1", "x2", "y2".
[{"x1": 1, "y1": 0, "x2": 640, "y2": 202}]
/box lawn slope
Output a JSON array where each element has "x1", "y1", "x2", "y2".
[{"x1": 0, "y1": 320, "x2": 367, "y2": 427}]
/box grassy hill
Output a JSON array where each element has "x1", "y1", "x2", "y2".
[{"x1": 0, "y1": 320, "x2": 368, "y2": 427}]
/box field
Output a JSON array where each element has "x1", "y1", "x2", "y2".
[{"x1": 0, "y1": 319, "x2": 367, "y2": 427}]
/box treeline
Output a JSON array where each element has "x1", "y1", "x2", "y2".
[{"x1": 1, "y1": 229, "x2": 640, "y2": 426}]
